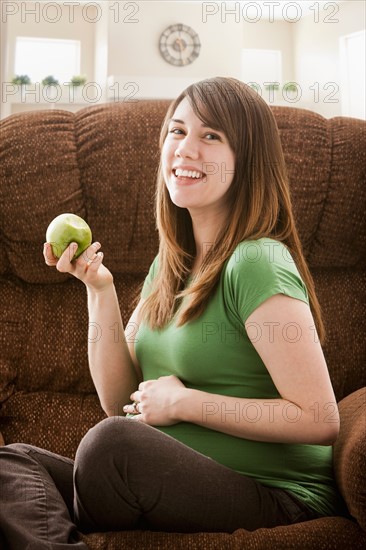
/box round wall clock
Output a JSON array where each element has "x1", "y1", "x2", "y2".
[{"x1": 159, "y1": 24, "x2": 201, "y2": 66}]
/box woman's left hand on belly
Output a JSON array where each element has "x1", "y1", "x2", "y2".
[{"x1": 123, "y1": 375, "x2": 188, "y2": 426}]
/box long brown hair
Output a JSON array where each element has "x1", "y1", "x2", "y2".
[{"x1": 139, "y1": 77, "x2": 326, "y2": 343}]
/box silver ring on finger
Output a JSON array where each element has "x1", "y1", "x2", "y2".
[{"x1": 85, "y1": 256, "x2": 95, "y2": 271}]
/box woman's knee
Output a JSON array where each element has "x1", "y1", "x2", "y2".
[
  {"x1": 74, "y1": 417, "x2": 153, "y2": 531},
  {"x1": 75, "y1": 416, "x2": 137, "y2": 470},
  {"x1": 74, "y1": 416, "x2": 159, "y2": 497},
  {"x1": 73, "y1": 416, "x2": 145, "y2": 530}
]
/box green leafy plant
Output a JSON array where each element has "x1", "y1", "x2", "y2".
[
  {"x1": 42, "y1": 75, "x2": 59, "y2": 86},
  {"x1": 264, "y1": 83, "x2": 280, "y2": 92},
  {"x1": 249, "y1": 83, "x2": 261, "y2": 93},
  {"x1": 69, "y1": 75, "x2": 87, "y2": 87},
  {"x1": 11, "y1": 75, "x2": 31, "y2": 85},
  {"x1": 283, "y1": 82, "x2": 298, "y2": 94}
]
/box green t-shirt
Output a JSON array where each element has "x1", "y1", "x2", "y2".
[{"x1": 135, "y1": 238, "x2": 341, "y2": 516}]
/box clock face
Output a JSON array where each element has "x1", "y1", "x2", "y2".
[{"x1": 159, "y1": 24, "x2": 201, "y2": 66}]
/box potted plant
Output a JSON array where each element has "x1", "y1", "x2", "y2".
[
  {"x1": 11, "y1": 75, "x2": 31, "y2": 85},
  {"x1": 264, "y1": 83, "x2": 280, "y2": 102},
  {"x1": 41, "y1": 75, "x2": 59, "y2": 86},
  {"x1": 264, "y1": 83, "x2": 280, "y2": 92},
  {"x1": 69, "y1": 75, "x2": 87, "y2": 87},
  {"x1": 66, "y1": 75, "x2": 87, "y2": 102},
  {"x1": 41, "y1": 76, "x2": 60, "y2": 101},
  {"x1": 283, "y1": 82, "x2": 300, "y2": 100},
  {"x1": 249, "y1": 83, "x2": 261, "y2": 94}
]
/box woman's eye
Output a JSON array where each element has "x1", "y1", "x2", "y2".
[
  {"x1": 169, "y1": 128, "x2": 184, "y2": 135},
  {"x1": 205, "y1": 133, "x2": 220, "y2": 141}
]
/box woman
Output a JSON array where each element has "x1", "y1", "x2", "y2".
[{"x1": 0, "y1": 77, "x2": 343, "y2": 548}]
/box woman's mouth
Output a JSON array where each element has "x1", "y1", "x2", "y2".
[{"x1": 172, "y1": 168, "x2": 206, "y2": 185}]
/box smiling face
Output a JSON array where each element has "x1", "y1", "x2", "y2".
[{"x1": 161, "y1": 97, "x2": 236, "y2": 214}]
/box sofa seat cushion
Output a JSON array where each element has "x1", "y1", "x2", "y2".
[
  {"x1": 0, "y1": 391, "x2": 105, "y2": 458},
  {"x1": 79, "y1": 516, "x2": 366, "y2": 549}
]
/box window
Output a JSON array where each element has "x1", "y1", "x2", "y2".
[
  {"x1": 14, "y1": 37, "x2": 81, "y2": 84},
  {"x1": 241, "y1": 49, "x2": 282, "y2": 88},
  {"x1": 340, "y1": 31, "x2": 366, "y2": 120}
]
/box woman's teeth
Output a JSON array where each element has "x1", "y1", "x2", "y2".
[{"x1": 174, "y1": 168, "x2": 203, "y2": 179}]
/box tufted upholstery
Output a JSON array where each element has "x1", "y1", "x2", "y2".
[{"x1": 0, "y1": 101, "x2": 365, "y2": 548}]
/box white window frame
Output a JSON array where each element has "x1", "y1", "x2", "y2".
[{"x1": 339, "y1": 30, "x2": 366, "y2": 120}]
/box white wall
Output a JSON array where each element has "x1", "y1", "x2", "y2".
[
  {"x1": 242, "y1": 19, "x2": 294, "y2": 84},
  {"x1": 293, "y1": 0, "x2": 365, "y2": 117},
  {"x1": 1, "y1": 0, "x2": 364, "y2": 119},
  {"x1": 240, "y1": 1, "x2": 365, "y2": 117},
  {"x1": 105, "y1": 1, "x2": 242, "y2": 99},
  {"x1": 1, "y1": 0, "x2": 243, "y2": 113}
]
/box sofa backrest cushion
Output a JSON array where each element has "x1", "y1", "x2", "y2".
[{"x1": 0, "y1": 103, "x2": 365, "y2": 284}]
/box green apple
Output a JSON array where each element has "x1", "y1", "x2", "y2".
[{"x1": 46, "y1": 213, "x2": 92, "y2": 259}]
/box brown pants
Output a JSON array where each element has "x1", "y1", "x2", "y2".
[{"x1": 0, "y1": 416, "x2": 320, "y2": 549}]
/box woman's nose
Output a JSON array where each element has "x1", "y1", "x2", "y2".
[{"x1": 175, "y1": 136, "x2": 199, "y2": 159}]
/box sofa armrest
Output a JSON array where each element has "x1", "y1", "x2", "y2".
[{"x1": 333, "y1": 387, "x2": 366, "y2": 530}]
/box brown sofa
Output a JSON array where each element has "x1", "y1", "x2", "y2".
[{"x1": 0, "y1": 100, "x2": 365, "y2": 549}]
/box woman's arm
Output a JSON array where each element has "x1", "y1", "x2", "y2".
[
  {"x1": 177, "y1": 293, "x2": 340, "y2": 445},
  {"x1": 44, "y1": 241, "x2": 142, "y2": 417},
  {"x1": 128, "y1": 293, "x2": 340, "y2": 446},
  {"x1": 87, "y1": 285, "x2": 143, "y2": 417}
]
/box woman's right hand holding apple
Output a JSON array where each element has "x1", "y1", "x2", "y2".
[{"x1": 43, "y1": 241, "x2": 114, "y2": 293}]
